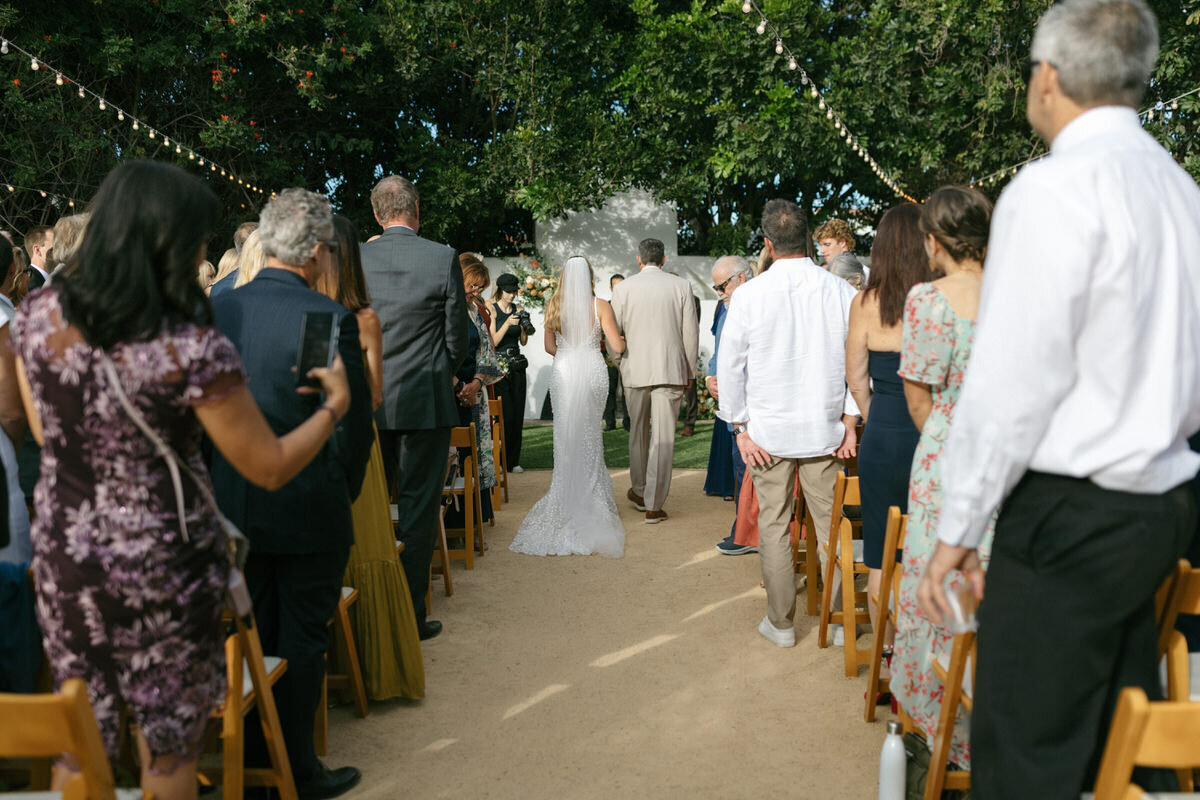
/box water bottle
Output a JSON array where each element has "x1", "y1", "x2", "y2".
[{"x1": 879, "y1": 720, "x2": 906, "y2": 800}]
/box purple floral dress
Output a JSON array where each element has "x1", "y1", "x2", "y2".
[{"x1": 13, "y1": 289, "x2": 247, "y2": 764}]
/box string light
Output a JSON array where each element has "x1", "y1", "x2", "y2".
[
  {"x1": 741, "y1": 0, "x2": 752, "y2": 11},
  {"x1": 775, "y1": 39, "x2": 783, "y2": 55},
  {"x1": 788, "y1": 56, "x2": 797, "y2": 70},
  {"x1": 755, "y1": 18, "x2": 767, "y2": 35},
  {"x1": 0, "y1": 180, "x2": 84, "y2": 209},
  {"x1": 0, "y1": 36, "x2": 269, "y2": 200}
]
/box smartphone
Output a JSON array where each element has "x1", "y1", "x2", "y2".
[{"x1": 295, "y1": 311, "x2": 339, "y2": 389}]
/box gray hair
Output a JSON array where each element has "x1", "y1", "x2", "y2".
[
  {"x1": 829, "y1": 253, "x2": 865, "y2": 290},
  {"x1": 371, "y1": 175, "x2": 419, "y2": 223},
  {"x1": 1031, "y1": 0, "x2": 1158, "y2": 108},
  {"x1": 712, "y1": 255, "x2": 752, "y2": 282},
  {"x1": 257, "y1": 188, "x2": 332, "y2": 267}
]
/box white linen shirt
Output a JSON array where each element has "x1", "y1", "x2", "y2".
[
  {"x1": 717, "y1": 256, "x2": 859, "y2": 458},
  {"x1": 938, "y1": 106, "x2": 1200, "y2": 549}
]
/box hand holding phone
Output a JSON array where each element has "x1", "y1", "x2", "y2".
[{"x1": 295, "y1": 311, "x2": 339, "y2": 389}]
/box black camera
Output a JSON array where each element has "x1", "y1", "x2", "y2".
[{"x1": 517, "y1": 309, "x2": 536, "y2": 335}]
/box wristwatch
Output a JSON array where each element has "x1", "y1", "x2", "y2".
[{"x1": 733, "y1": 422, "x2": 748, "y2": 435}]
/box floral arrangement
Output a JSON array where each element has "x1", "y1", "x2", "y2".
[{"x1": 504, "y1": 256, "x2": 558, "y2": 311}]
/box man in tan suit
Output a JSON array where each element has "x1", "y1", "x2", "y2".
[{"x1": 611, "y1": 238, "x2": 700, "y2": 523}]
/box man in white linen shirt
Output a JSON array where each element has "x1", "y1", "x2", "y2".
[
  {"x1": 917, "y1": 1, "x2": 1200, "y2": 795},
  {"x1": 718, "y1": 199, "x2": 858, "y2": 648}
]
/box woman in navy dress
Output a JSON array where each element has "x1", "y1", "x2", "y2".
[{"x1": 845, "y1": 203, "x2": 930, "y2": 682}]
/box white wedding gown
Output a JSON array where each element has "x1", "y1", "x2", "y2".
[{"x1": 510, "y1": 305, "x2": 625, "y2": 558}]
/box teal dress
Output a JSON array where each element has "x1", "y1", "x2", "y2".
[{"x1": 892, "y1": 282, "x2": 995, "y2": 769}]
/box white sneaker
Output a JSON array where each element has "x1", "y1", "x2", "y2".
[
  {"x1": 831, "y1": 624, "x2": 845, "y2": 647},
  {"x1": 511, "y1": 465, "x2": 524, "y2": 474},
  {"x1": 758, "y1": 616, "x2": 796, "y2": 648}
]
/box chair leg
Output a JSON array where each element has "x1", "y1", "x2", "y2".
[
  {"x1": 864, "y1": 610, "x2": 889, "y2": 723},
  {"x1": 241, "y1": 618, "x2": 298, "y2": 800},
  {"x1": 335, "y1": 597, "x2": 369, "y2": 719},
  {"x1": 463, "y1": 489, "x2": 475, "y2": 570},
  {"x1": 221, "y1": 633, "x2": 244, "y2": 800},
  {"x1": 924, "y1": 637, "x2": 970, "y2": 800},
  {"x1": 438, "y1": 510, "x2": 454, "y2": 597},
  {"x1": 841, "y1": 527, "x2": 859, "y2": 678},
  {"x1": 817, "y1": 534, "x2": 838, "y2": 648}
]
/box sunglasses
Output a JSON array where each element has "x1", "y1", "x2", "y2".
[
  {"x1": 1020, "y1": 58, "x2": 1057, "y2": 85},
  {"x1": 712, "y1": 276, "x2": 734, "y2": 294}
]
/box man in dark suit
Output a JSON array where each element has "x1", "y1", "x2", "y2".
[
  {"x1": 361, "y1": 175, "x2": 468, "y2": 642},
  {"x1": 211, "y1": 189, "x2": 372, "y2": 800},
  {"x1": 21, "y1": 225, "x2": 53, "y2": 290}
]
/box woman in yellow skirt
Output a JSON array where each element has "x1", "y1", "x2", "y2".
[{"x1": 321, "y1": 214, "x2": 425, "y2": 700}]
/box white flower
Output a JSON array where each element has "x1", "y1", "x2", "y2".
[{"x1": 540, "y1": 278, "x2": 549, "y2": 287}]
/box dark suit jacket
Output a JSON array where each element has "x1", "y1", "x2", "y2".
[
  {"x1": 25, "y1": 267, "x2": 46, "y2": 291},
  {"x1": 209, "y1": 269, "x2": 373, "y2": 555},
  {"x1": 208, "y1": 270, "x2": 238, "y2": 299},
  {"x1": 360, "y1": 226, "x2": 468, "y2": 430}
]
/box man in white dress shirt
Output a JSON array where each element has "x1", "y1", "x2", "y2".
[
  {"x1": 718, "y1": 199, "x2": 858, "y2": 647},
  {"x1": 917, "y1": 1, "x2": 1200, "y2": 795}
]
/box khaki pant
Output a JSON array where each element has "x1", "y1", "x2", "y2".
[
  {"x1": 625, "y1": 384, "x2": 685, "y2": 512},
  {"x1": 750, "y1": 454, "x2": 842, "y2": 630}
]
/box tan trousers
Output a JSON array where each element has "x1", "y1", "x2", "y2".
[
  {"x1": 750, "y1": 454, "x2": 842, "y2": 630},
  {"x1": 625, "y1": 385, "x2": 685, "y2": 512}
]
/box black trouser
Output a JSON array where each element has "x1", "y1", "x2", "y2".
[
  {"x1": 495, "y1": 369, "x2": 526, "y2": 469},
  {"x1": 243, "y1": 548, "x2": 349, "y2": 781},
  {"x1": 972, "y1": 471, "x2": 1195, "y2": 798},
  {"x1": 379, "y1": 426, "x2": 451, "y2": 621}
]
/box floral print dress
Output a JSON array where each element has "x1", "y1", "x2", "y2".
[
  {"x1": 892, "y1": 282, "x2": 994, "y2": 769},
  {"x1": 13, "y1": 289, "x2": 247, "y2": 765}
]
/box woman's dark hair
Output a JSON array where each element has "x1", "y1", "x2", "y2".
[
  {"x1": 329, "y1": 215, "x2": 370, "y2": 312},
  {"x1": 57, "y1": 160, "x2": 220, "y2": 349},
  {"x1": 865, "y1": 203, "x2": 929, "y2": 327},
  {"x1": 919, "y1": 186, "x2": 993, "y2": 265}
]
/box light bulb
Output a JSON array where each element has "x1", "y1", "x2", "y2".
[
  {"x1": 117, "y1": 110, "x2": 124, "y2": 121},
  {"x1": 5, "y1": 185, "x2": 12, "y2": 192},
  {"x1": 826, "y1": 109, "x2": 833, "y2": 119},
  {"x1": 220, "y1": 169, "x2": 226, "y2": 176},
  {"x1": 175, "y1": 144, "x2": 182, "y2": 153},
  {"x1": 1172, "y1": 100, "x2": 1179, "y2": 110},
  {"x1": 30, "y1": 58, "x2": 38, "y2": 70},
  {"x1": 98, "y1": 100, "x2": 105, "y2": 110},
  {"x1": 810, "y1": 87, "x2": 817, "y2": 98},
  {"x1": 818, "y1": 98, "x2": 825, "y2": 110},
  {"x1": 1147, "y1": 109, "x2": 1154, "y2": 120},
  {"x1": 162, "y1": 136, "x2": 169, "y2": 147},
  {"x1": 132, "y1": 120, "x2": 139, "y2": 130},
  {"x1": 68, "y1": 200, "x2": 75, "y2": 207},
  {"x1": 188, "y1": 151, "x2": 195, "y2": 160},
  {"x1": 149, "y1": 129, "x2": 155, "y2": 139},
  {"x1": 198, "y1": 157, "x2": 205, "y2": 166},
  {"x1": 55, "y1": 73, "x2": 63, "y2": 86},
  {"x1": 39, "y1": 190, "x2": 46, "y2": 197},
  {"x1": 741, "y1": 0, "x2": 751, "y2": 11},
  {"x1": 775, "y1": 39, "x2": 783, "y2": 55},
  {"x1": 77, "y1": 87, "x2": 84, "y2": 98},
  {"x1": 756, "y1": 19, "x2": 766, "y2": 34},
  {"x1": 788, "y1": 57, "x2": 797, "y2": 70},
  {"x1": 211, "y1": 164, "x2": 216, "y2": 172},
  {"x1": 0, "y1": 40, "x2": 8, "y2": 55}
]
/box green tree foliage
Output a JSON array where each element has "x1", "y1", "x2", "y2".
[{"x1": 0, "y1": 0, "x2": 1196, "y2": 254}]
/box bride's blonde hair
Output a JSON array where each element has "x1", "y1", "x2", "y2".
[{"x1": 544, "y1": 256, "x2": 595, "y2": 333}]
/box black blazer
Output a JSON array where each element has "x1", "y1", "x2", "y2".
[
  {"x1": 210, "y1": 269, "x2": 373, "y2": 555},
  {"x1": 360, "y1": 226, "x2": 468, "y2": 430},
  {"x1": 25, "y1": 267, "x2": 46, "y2": 291}
]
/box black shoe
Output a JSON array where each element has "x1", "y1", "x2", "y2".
[
  {"x1": 296, "y1": 763, "x2": 361, "y2": 800},
  {"x1": 418, "y1": 619, "x2": 443, "y2": 641}
]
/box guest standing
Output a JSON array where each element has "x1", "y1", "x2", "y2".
[
  {"x1": 889, "y1": 186, "x2": 994, "y2": 768},
  {"x1": 718, "y1": 200, "x2": 858, "y2": 646},
  {"x1": 16, "y1": 162, "x2": 351, "y2": 800},
  {"x1": 488, "y1": 272, "x2": 530, "y2": 472},
  {"x1": 845, "y1": 203, "x2": 925, "y2": 672},
  {"x1": 319, "y1": 214, "x2": 424, "y2": 701},
  {"x1": 917, "y1": 1, "x2": 1200, "y2": 794},
  {"x1": 211, "y1": 189, "x2": 373, "y2": 800},
  {"x1": 361, "y1": 175, "x2": 468, "y2": 642}
]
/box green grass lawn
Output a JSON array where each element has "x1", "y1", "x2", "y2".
[{"x1": 517, "y1": 420, "x2": 716, "y2": 470}]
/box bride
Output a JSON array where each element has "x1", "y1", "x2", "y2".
[{"x1": 510, "y1": 256, "x2": 627, "y2": 557}]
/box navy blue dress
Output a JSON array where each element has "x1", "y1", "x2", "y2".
[
  {"x1": 857, "y1": 350, "x2": 920, "y2": 568},
  {"x1": 703, "y1": 302, "x2": 735, "y2": 497}
]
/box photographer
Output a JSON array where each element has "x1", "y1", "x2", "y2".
[{"x1": 488, "y1": 273, "x2": 533, "y2": 473}]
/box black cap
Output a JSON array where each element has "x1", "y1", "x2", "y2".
[{"x1": 496, "y1": 273, "x2": 520, "y2": 292}]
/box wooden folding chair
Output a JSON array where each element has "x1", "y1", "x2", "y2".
[
  {"x1": 198, "y1": 611, "x2": 296, "y2": 800},
  {"x1": 791, "y1": 486, "x2": 822, "y2": 616},
  {"x1": 1155, "y1": 559, "x2": 1192, "y2": 658},
  {"x1": 865, "y1": 506, "x2": 906, "y2": 722},
  {"x1": 489, "y1": 397, "x2": 509, "y2": 505},
  {"x1": 444, "y1": 424, "x2": 484, "y2": 569},
  {"x1": 923, "y1": 629, "x2": 975, "y2": 800},
  {"x1": 0, "y1": 678, "x2": 145, "y2": 799},
  {"x1": 313, "y1": 585, "x2": 370, "y2": 757},
  {"x1": 817, "y1": 473, "x2": 872, "y2": 676},
  {"x1": 1160, "y1": 563, "x2": 1200, "y2": 716},
  {"x1": 1092, "y1": 687, "x2": 1200, "y2": 799}
]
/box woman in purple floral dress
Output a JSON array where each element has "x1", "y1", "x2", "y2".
[
  {"x1": 14, "y1": 161, "x2": 351, "y2": 800},
  {"x1": 892, "y1": 186, "x2": 994, "y2": 770}
]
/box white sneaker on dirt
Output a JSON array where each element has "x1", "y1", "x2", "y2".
[
  {"x1": 758, "y1": 616, "x2": 796, "y2": 648},
  {"x1": 511, "y1": 466, "x2": 524, "y2": 474},
  {"x1": 831, "y1": 624, "x2": 845, "y2": 647}
]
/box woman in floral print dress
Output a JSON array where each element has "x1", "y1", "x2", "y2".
[
  {"x1": 14, "y1": 161, "x2": 350, "y2": 800},
  {"x1": 893, "y1": 186, "x2": 994, "y2": 768}
]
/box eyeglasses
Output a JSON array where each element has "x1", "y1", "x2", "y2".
[
  {"x1": 1021, "y1": 58, "x2": 1056, "y2": 85},
  {"x1": 712, "y1": 276, "x2": 734, "y2": 294}
]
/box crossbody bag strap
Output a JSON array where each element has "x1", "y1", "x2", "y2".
[{"x1": 99, "y1": 353, "x2": 222, "y2": 544}]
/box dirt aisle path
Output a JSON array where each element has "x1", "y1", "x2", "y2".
[{"x1": 327, "y1": 468, "x2": 883, "y2": 799}]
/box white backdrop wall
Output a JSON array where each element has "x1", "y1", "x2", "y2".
[{"x1": 478, "y1": 190, "x2": 727, "y2": 420}]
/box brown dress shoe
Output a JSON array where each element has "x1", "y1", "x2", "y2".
[
  {"x1": 645, "y1": 509, "x2": 668, "y2": 524},
  {"x1": 680, "y1": 425, "x2": 694, "y2": 437},
  {"x1": 627, "y1": 488, "x2": 647, "y2": 511}
]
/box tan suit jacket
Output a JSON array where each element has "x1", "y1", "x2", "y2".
[{"x1": 611, "y1": 266, "x2": 700, "y2": 389}]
